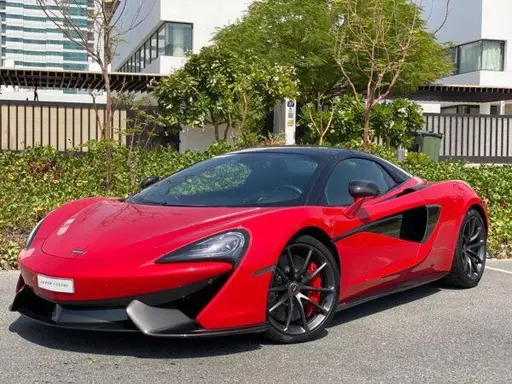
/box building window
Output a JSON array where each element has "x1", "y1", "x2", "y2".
[
  {"x1": 151, "y1": 32, "x2": 157, "y2": 62},
  {"x1": 441, "y1": 105, "x2": 480, "y2": 114},
  {"x1": 450, "y1": 40, "x2": 505, "y2": 75},
  {"x1": 119, "y1": 22, "x2": 193, "y2": 73},
  {"x1": 164, "y1": 23, "x2": 192, "y2": 57},
  {"x1": 139, "y1": 46, "x2": 145, "y2": 70},
  {"x1": 158, "y1": 25, "x2": 166, "y2": 58},
  {"x1": 144, "y1": 41, "x2": 150, "y2": 67},
  {"x1": 135, "y1": 50, "x2": 140, "y2": 72}
]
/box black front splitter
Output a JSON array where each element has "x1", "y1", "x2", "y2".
[
  {"x1": 10, "y1": 284, "x2": 268, "y2": 338},
  {"x1": 16, "y1": 311, "x2": 268, "y2": 338}
]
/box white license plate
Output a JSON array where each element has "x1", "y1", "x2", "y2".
[{"x1": 37, "y1": 274, "x2": 74, "y2": 294}]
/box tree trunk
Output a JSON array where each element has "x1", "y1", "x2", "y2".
[
  {"x1": 363, "y1": 108, "x2": 371, "y2": 152},
  {"x1": 103, "y1": 68, "x2": 113, "y2": 141},
  {"x1": 213, "y1": 123, "x2": 220, "y2": 141},
  {"x1": 101, "y1": 66, "x2": 113, "y2": 189},
  {"x1": 223, "y1": 123, "x2": 231, "y2": 141}
]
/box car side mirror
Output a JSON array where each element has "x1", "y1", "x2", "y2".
[
  {"x1": 140, "y1": 176, "x2": 160, "y2": 190},
  {"x1": 345, "y1": 180, "x2": 381, "y2": 217},
  {"x1": 349, "y1": 180, "x2": 381, "y2": 201}
]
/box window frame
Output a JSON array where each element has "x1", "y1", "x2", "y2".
[
  {"x1": 144, "y1": 40, "x2": 150, "y2": 67},
  {"x1": 118, "y1": 22, "x2": 194, "y2": 71},
  {"x1": 320, "y1": 156, "x2": 407, "y2": 207},
  {"x1": 127, "y1": 152, "x2": 326, "y2": 208},
  {"x1": 449, "y1": 39, "x2": 505, "y2": 75},
  {"x1": 151, "y1": 31, "x2": 158, "y2": 63}
]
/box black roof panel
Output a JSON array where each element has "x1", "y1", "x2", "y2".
[{"x1": 230, "y1": 145, "x2": 356, "y2": 159}]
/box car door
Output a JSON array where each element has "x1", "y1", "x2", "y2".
[{"x1": 323, "y1": 157, "x2": 428, "y2": 301}]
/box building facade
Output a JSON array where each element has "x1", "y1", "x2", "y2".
[
  {"x1": 113, "y1": 0, "x2": 253, "y2": 75},
  {"x1": 0, "y1": 0, "x2": 101, "y2": 102},
  {"x1": 112, "y1": 0, "x2": 274, "y2": 151},
  {"x1": 421, "y1": 0, "x2": 512, "y2": 114}
]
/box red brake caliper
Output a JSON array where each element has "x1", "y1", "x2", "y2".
[{"x1": 304, "y1": 262, "x2": 322, "y2": 317}]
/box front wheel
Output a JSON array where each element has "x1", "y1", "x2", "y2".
[
  {"x1": 444, "y1": 209, "x2": 487, "y2": 288},
  {"x1": 264, "y1": 235, "x2": 340, "y2": 343}
]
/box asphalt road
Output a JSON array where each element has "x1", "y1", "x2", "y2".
[{"x1": 2, "y1": 260, "x2": 512, "y2": 384}]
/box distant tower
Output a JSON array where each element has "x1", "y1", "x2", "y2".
[{"x1": 0, "y1": 0, "x2": 95, "y2": 71}]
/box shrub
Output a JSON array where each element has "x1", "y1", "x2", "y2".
[
  {"x1": 1, "y1": 142, "x2": 511, "y2": 269},
  {"x1": 0, "y1": 235, "x2": 20, "y2": 270},
  {"x1": 301, "y1": 95, "x2": 424, "y2": 148}
]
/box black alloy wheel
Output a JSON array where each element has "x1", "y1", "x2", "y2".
[
  {"x1": 444, "y1": 209, "x2": 487, "y2": 288},
  {"x1": 265, "y1": 235, "x2": 339, "y2": 343}
]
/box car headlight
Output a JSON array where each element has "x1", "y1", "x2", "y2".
[
  {"x1": 156, "y1": 230, "x2": 249, "y2": 265},
  {"x1": 25, "y1": 218, "x2": 44, "y2": 249}
]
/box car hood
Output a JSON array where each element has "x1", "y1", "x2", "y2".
[{"x1": 41, "y1": 199, "x2": 275, "y2": 260}]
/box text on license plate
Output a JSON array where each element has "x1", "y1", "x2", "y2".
[{"x1": 37, "y1": 274, "x2": 74, "y2": 294}]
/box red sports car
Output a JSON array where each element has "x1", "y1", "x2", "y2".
[{"x1": 9, "y1": 146, "x2": 488, "y2": 343}]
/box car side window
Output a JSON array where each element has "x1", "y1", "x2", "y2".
[{"x1": 324, "y1": 158, "x2": 396, "y2": 206}]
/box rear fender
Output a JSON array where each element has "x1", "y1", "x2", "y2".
[{"x1": 414, "y1": 180, "x2": 486, "y2": 272}]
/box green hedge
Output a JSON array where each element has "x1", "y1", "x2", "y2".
[{"x1": 0, "y1": 142, "x2": 511, "y2": 269}]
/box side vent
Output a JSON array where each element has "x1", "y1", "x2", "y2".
[{"x1": 422, "y1": 205, "x2": 442, "y2": 243}]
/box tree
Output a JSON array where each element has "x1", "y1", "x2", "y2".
[
  {"x1": 215, "y1": 0, "x2": 452, "y2": 148},
  {"x1": 214, "y1": 0, "x2": 346, "y2": 139},
  {"x1": 36, "y1": 0, "x2": 151, "y2": 142},
  {"x1": 333, "y1": 0, "x2": 452, "y2": 150},
  {"x1": 154, "y1": 45, "x2": 298, "y2": 143}
]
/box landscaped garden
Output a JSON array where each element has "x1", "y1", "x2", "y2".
[
  {"x1": 1, "y1": 141, "x2": 511, "y2": 270},
  {"x1": 2, "y1": 0, "x2": 510, "y2": 268}
]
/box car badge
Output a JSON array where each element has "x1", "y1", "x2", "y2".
[{"x1": 71, "y1": 249, "x2": 86, "y2": 255}]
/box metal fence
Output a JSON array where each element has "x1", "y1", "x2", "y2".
[
  {"x1": 0, "y1": 100, "x2": 178, "y2": 152},
  {"x1": 3, "y1": 101, "x2": 512, "y2": 163},
  {"x1": 424, "y1": 113, "x2": 512, "y2": 163}
]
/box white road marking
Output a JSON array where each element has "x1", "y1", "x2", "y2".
[{"x1": 486, "y1": 266, "x2": 512, "y2": 275}]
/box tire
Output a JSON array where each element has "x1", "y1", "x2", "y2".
[
  {"x1": 264, "y1": 235, "x2": 340, "y2": 344},
  {"x1": 443, "y1": 209, "x2": 487, "y2": 288}
]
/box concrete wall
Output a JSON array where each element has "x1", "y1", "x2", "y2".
[
  {"x1": 0, "y1": 90, "x2": 106, "y2": 104},
  {"x1": 420, "y1": 0, "x2": 512, "y2": 87},
  {"x1": 436, "y1": 71, "x2": 481, "y2": 86},
  {"x1": 113, "y1": 0, "x2": 252, "y2": 72},
  {"x1": 481, "y1": 0, "x2": 512, "y2": 75},
  {"x1": 418, "y1": 102, "x2": 441, "y2": 114},
  {"x1": 112, "y1": 0, "x2": 161, "y2": 71},
  {"x1": 179, "y1": 124, "x2": 236, "y2": 152},
  {"x1": 155, "y1": 56, "x2": 188, "y2": 75}
]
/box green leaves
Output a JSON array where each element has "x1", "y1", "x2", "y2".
[
  {"x1": 0, "y1": 235, "x2": 20, "y2": 270},
  {"x1": 154, "y1": 45, "x2": 298, "y2": 142},
  {"x1": 2, "y1": 142, "x2": 512, "y2": 269},
  {"x1": 215, "y1": 0, "x2": 342, "y2": 101},
  {"x1": 300, "y1": 95, "x2": 423, "y2": 146},
  {"x1": 214, "y1": 0, "x2": 451, "y2": 147},
  {"x1": 334, "y1": 0, "x2": 452, "y2": 94}
]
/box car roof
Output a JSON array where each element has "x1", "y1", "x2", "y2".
[
  {"x1": 228, "y1": 145, "x2": 413, "y2": 182},
  {"x1": 229, "y1": 145, "x2": 357, "y2": 159}
]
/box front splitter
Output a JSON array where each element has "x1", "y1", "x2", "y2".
[{"x1": 10, "y1": 284, "x2": 267, "y2": 338}]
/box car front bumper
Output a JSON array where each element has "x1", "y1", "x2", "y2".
[{"x1": 9, "y1": 275, "x2": 268, "y2": 338}]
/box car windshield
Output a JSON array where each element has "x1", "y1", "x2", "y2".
[{"x1": 127, "y1": 152, "x2": 326, "y2": 207}]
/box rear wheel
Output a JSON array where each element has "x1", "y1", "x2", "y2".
[
  {"x1": 444, "y1": 209, "x2": 487, "y2": 288},
  {"x1": 264, "y1": 235, "x2": 340, "y2": 343}
]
